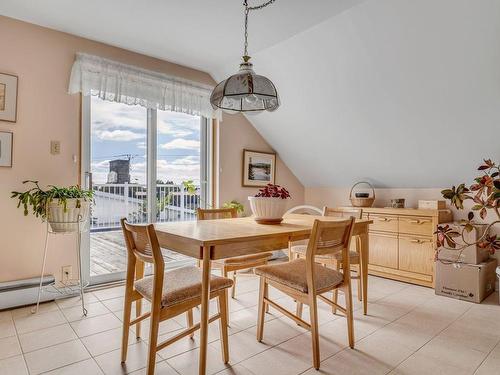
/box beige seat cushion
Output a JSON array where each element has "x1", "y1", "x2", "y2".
[
  {"x1": 291, "y1": 245, "x2": 359, "y2": 263},
  {"x1": 255, "y1": 259, "x2": 344, "y2": 293},
  {"x1": 214, "y1": 252, "x2": 272, "y2": 266},
  {"x1": 134, "y1": 266, "x2": 233, "y2": 308}
]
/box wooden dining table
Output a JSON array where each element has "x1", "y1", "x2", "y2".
[{"x1": 154, "y1": 213, "x2": 372, "y2": 375}]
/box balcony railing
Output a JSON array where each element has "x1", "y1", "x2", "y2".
[{"x1": 91, "y1": 183, "x2": 200, "y2": 231}]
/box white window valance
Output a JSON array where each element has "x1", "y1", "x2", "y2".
[{"x1": 68, "y1": 52, "x2": 220, "y2": 120}]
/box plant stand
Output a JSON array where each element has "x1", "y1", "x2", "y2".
[{"x1": 32, "y1": 215, "x2": 89, "y2": 316}]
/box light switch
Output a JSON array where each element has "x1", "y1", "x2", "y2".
[{"x1": 50, "y1": 140, "x2": 61, "y2": 155}]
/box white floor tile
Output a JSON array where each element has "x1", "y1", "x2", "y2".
[
  {"x1": 1, "y1": 276, "x2": 497, "y2": 375},
  {"x1": 0, "y1": 354, "x2": 29, "y2": 375},
  {"x1": 24, "y1": 339, "x2": 90, "y2": 374},
  {"x1": 0, "y1": 335, "x2": 21, "y2": 360},
  {"x1": 43, "y1": 358, "x2": 103, "y2": 374},
  {"x1": 70, "y1": 313, "x2": 122, "y2": 337},
  {"x1": 81, "y1": 327, "x2": 139, "y2": 357},
  {"x1": 0, "y1": 318, "x2": 16, "y2": 339},
  {"x1": 14, "y1": 310, "x2": 67, "y2": 335},
  {"x1": 94, "y1": 341, "x2": 161, "y2": 375},
  {"x1": 61, "y1": 301, "x2": 111, "y2": 322},
  {"x1": 18, "y1": 323, "x2": 77, "y2": 353}
]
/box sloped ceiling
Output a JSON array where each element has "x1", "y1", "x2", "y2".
[{"x1": 1, "y1": 0, "x2": 499, "y2": 188}]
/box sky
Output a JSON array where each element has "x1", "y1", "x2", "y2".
[{"x1": 91, "y1": 96, "x2": 201, "y2": 185}]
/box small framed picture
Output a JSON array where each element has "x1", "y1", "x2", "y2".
[
  {"x1": 242, "y1": 149, "x2": 276, "y2": 187},
  {"x1": 0, "y1": 73, "x2": 18, "y2": 123},
  {"x1": 0, "y1": 131, "x2": 13, "y2": 167}
]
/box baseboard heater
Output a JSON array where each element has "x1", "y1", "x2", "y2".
[{"x1": 0, "y1": 275, "x2": 56, "y2": 310}]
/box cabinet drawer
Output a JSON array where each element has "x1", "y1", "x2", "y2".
[
  {"x1": 369, "y1": 214, "x2": 398, "y2": 232},
  {"x1": 398, "y1": 235, "x2": 434, "y2": 275},
  {"x1": 369, "y1": 232, "x2": 398, "y2": 269},
  {"x1": 399, "y1": 216, "x2": 433, "y2": 236}
]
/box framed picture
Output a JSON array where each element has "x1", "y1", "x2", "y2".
[
  {"x1": 0, "y1": 73, "x2": 18, "y2": 123},
  {"x1": 0, "y1": 131, "x2": 13, "y2": 167},
  {"x1": 242, "y1": 149, "x2": 276, "y2": 187}
]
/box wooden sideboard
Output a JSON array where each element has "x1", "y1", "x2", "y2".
[{"x1": 348, "y1": 207, "x2": 452, "y2": 287}]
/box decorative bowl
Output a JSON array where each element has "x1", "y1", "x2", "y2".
[{"x1": 248, "y1": 196, "x2": 288, "y2": 224}]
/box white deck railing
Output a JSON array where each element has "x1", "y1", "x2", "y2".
[{"x1": 91, "y1": 183, "x2": 200, "y2": 230}]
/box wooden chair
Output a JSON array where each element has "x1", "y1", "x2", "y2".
[
  {"x1": 290, "y1": 207, "x2": 364, "y2": 314},
  {"x1": 255, "y1": 218, "x2": 356, "y2": 370},
  {"x1": 120, "y1": 218, "x2": 233, "y2": 375},
  {"x1": 197, "y1": 208, "x2": 272, "y2": 298},
  {"x1": 285, "y1": 205, "x2": 322, "y2": 261}
]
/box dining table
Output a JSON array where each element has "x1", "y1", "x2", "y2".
[{"x1": 154, "y1": 213, "x2": 372, "y2": 375}]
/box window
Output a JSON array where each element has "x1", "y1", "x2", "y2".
[{"x1": 83, "y1": 96, "x2": 212, "y2": 281}]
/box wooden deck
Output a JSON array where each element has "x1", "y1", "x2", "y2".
[{"x1": 90, "y1": 230, "x2": 192, "y2": 276}]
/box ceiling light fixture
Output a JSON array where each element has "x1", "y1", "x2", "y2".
[{"x1": 210, "y1": 0, "x2": 280, "y2": 114}]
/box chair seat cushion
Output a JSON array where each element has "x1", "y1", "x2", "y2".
[
  {"x1": 255, "y1": 259, "x2": 344, "y2": 293},
  {"x1": 291, "y1": 245, "x2": 359, "y2": 263},
  {"x1": 213, "y1": 252, "x2": 272, "y2": 265},
  {"x1": 134, "y1": 266, "x2": 233, "y2": 308}
]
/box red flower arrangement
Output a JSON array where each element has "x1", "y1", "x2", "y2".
[{"x1": 255, "y1": 184, "x2": 291, "y2": 199}]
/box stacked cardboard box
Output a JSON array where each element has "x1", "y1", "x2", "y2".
[{"x1": 435, "y1": 222, "x2": 497, "y2": 303}]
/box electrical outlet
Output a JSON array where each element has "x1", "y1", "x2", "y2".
[
  {"x1": 50, "y1": 140, "x2": 61, "y2": 155},
  {"x1": 62, "y1": 265, "x2": 72, "y2": 282}
]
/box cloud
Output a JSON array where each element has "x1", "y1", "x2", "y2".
[
  {"x1": 91, "y1": 160, "x2": 110, "y2": 171},
  {"x1": 160, "y1": 139, "x2": 200, "y2": 150},
  {"x1": 170, "y1": 155, "x2": 200, "y2": 165},
  {"x1": 95, "y1": 130, "x2": 144, "y2": 142},
  {"x1": 156, "y1": 160, "x2": 200, "y2": 183},
  {"x1": 158, "y1": 121, "x2": 193, "y2": 137},
  {"x1": 136, "y1": 141, "x2": 147, "y2": 149}
]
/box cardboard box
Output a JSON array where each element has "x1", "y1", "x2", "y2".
[
  {"x1": 418, "y1": 200, "x2": 446, "y2": 209},
  {"x1": 437, "y1": 223, "x2": 489, "y2": 264},
  {"x1": 435, "y1": 258, "x2": 498, "y2": 303}
]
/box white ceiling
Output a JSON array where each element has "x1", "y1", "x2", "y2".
[
  {"x1": 0, "y1": 0, "x2": 364, "y2": 72},
  {"x1": 2, "y1": 0, "x2": 500, "y2": 188}
]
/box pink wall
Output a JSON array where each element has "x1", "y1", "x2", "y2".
[
  {"x1": 218, "y1": 115, "x2": 304, "y2": 214},
  {"x1": 0, "y1": 16, "x2": 304, "y2": 283}
]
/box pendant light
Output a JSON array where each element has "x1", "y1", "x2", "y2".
[{"x1": 210, "y1": 0, "x2": 280, "y2": 114}]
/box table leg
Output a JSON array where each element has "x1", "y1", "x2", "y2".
[
  {"x1": 358, "y1": 232, "x2": 369, "y2": 315},
  {"x1": 199, "y1": 246, "x2": 211, "y2": 375}
]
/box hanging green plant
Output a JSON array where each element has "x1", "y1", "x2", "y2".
[{"x1": 11, "y1": 180, "x2": 93, "y2": 220}]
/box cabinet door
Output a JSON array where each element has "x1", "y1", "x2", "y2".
[
  {"x1": 399, "y1": 235, "x2": 434, "y2": 275},
  {"x1": 369, "y1": 232, "x2": 398, "y2": 269}
]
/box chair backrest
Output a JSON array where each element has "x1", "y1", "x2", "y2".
[
  {"x1": 285, "y1": 205, "x2": 322, "y2": 215},
  {"x1": 323, "y1": 207, "x2": 363, "y2": 219},
  {"x1": 120, "y1": 218, "x2": 165, "y2": 272},
  {"x1": 197, "y1": 207, "x2": 237, "y2": 220},
  {"x1": 305, "y1": 218, "x2": 355, "y2": 292}
]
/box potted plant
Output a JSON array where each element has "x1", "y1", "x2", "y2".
[
  {"x1": 436, "y1": 159, "x2": 500, "y2": 257},
  {"x1": 248, "y1": 184, "x2": 291, "y2": 224},
  {"x1": 11, "y1": 180, "x2": 93, "y2": 233},
  {"x1": 223, "y1": 200, "x2": 245, "y2": 216}
]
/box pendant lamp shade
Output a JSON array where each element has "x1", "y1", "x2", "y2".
[{"x1": 210, "y1": 59, "x2": 279, "y2": 113}]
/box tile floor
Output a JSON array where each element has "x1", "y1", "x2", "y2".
[{"x1": 0, "y1": 275, "x2": 499, "y2": 375}]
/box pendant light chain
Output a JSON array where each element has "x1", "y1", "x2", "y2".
[
  {"x1": 243, "y1": 0, "x2": 277, "y2": 59},
  {"x1": 210, "y1": 0, "x2": 280, "y2": 113}
]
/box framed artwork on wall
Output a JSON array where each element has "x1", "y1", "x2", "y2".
[
  {"x1": 242, "y1": 149, "x2": 276, "y2": 187},
  {"x1": 0, "y1": 73, "x2": 18, "y2": 123},
  {"x1": 0, "y1": 131, "x2": 13, "y2": 167}
]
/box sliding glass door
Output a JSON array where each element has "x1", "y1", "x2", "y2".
[{"x1": 81, "y1": 95, "x2": 211, "y2": 284}]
